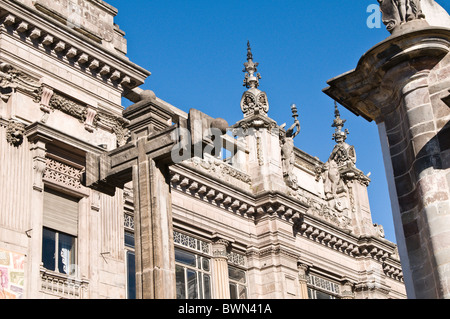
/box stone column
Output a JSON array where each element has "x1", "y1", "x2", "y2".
[
  {"x1": 297, "y1": 263, "x2": 309, "y2": 299},
  {"x1": 341, "y1": 281, "x2": 355, "y2": 299},
  {"x1": 211, "y1": 238, "x2": 231, "y2": 299},
  {"x1": 324, "y1": 26, "x2": 450, "y2": 299},
  {"x1": 133, "y1": 140, "x2": 175, "y2": 299},
  {"x1": 26, "y1": 133, "x2": 50, "y2": 298}
]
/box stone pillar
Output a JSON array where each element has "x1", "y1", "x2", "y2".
[
  {"x1": 324, "y1": 25, "x2": 450, "y2": 298},
  {"x1": 26, "y1": 133, "x2": 50, "y2": 298},
  {"x1": 297, "y1": 263, "x2": 309, "y2": 299},
  {"x1": 211, "y1": 238, "x2": 231, "y2": 299},
  {"x1": 133, "y1": 141, "x2": 175, "y2": 299},
  {"x1": 341, "y1": 281, "x2": 355, "y2": 299}
]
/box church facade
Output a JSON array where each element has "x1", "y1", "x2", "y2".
[{"x1": 0, "y1": 0, "x2": 406, "y2": 299}]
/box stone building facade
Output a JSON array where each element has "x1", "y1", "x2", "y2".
[{"x1": 0, "y1": 0, "x2": 406, "y2": 299}]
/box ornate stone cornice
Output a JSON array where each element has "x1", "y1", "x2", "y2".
[
  {"x1": 170, "y1": 166, "x2": 404, "y2": 283},
  {"x1": 0, "y1": 6, "x2": 149, "y2": 90}
]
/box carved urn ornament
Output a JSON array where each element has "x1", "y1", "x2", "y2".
[{"x1": 240, "y1": 41, "x2": 269, "y2": 118}]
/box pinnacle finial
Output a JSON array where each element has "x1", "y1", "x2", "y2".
[
  {"x1": 243, "y1": 41, "x2": 261, "y2": 89},
  {"x1": 332, "y1": 101, "x2": 349, "y2": 143},
  {"x1": 247, "y1": 40, "x2": 253, "y2": 61}
]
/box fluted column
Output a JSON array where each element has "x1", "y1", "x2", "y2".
[
  {"x1": 297, "y1": 263, "x2": 309, "y2": 299},
  {"x1": 212, "y1": 238, "x2": 231, "y2": 299}
]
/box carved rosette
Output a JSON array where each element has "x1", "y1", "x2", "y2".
[{"x1": 6, "y1": 120, "x2": 26, "y2": 147}]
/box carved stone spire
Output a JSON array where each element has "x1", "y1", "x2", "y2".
[
  {"x1": 243, "y1": 41, "x2": 261, "y2": 89},
  {"x1": 240, "y1": 41, "x2": 269, "y2": 118},
  {"x1": 332, "y1": 101, "x2": 349, "y2": 144}
]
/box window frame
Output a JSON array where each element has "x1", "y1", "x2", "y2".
[
  {"x1": 228, "y1": 265, "x2": 248, "y2": 300},
  {"x1": 41, "y1": 226, "x2": 78, "y2": 277}
]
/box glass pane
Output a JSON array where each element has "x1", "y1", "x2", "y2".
[
  {"x1": 176, "y1": 265, "x2": 186, "y2": 299},
  {"x1": 228, "y1": 266, "x2": 246, "y2": 283},
  {"x1": 127, "y1": 251, "x2": 136, "y2": 299},
  {"x1": 58, "y1": 232, "x2": 76, "y2": 275},
  {"x1": 187, "y1": 269, "x2": 198, "y2": 299},
  {"x1": 238, "y1": 285, "x2": 247, "y2": 299},
  {"x1": 125, "y1": 231, "x2": 135, "y2": 248},
  {"x1": 175, "y1": 248, "x2": 196, "y2": 267},
  {"x1": 316, "y1": 290, "x2": 333, "y2": 299},
  {"x1": 229, "y1": 283, "x2": 237, "y2": 299},
  {"x1": 202, "y1": 257, "x2": 210, "y2": 271},
  {"x1": 203, "y1": 274, "x2": 211, "y2": 299},
  {"x1": 307, "y1": 288, "x2": 314, "y2": 299},
  {"x1": 42, "y1": 228, "x2": 56, "y2": 271}
]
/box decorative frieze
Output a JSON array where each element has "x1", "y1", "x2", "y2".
[
  {"x1": 183, "y1": 157, "x2": 252, "y2": 185},
  {"x1": 43, "y1": 157, "x2": 83, "y2": 190}
]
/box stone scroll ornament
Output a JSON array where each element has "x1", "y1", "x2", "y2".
[{"x1": 378, "y1": 0, "x2": 426, "y2": 32}]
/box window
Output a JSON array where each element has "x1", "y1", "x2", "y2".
[
  {"x1": 124, "y1": 210, "x2": 136, "y2": 299},
  {"x1": 306, "y1": 274, "x2": 340, "y2": 299},
  {"x1": 175, "y1": 248, "x2": 211, "y2": 299},
  {"x1": 42, "y1": 227, "x2": 77, "y2": 276},
  {"x1": 228, "y1": 266, "x2": 247, "y2": 299},
  {"x1": 42, "y1": 188, "x2": 79, "y2": 276}
]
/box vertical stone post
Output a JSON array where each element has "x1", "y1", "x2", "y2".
[
  {"x1": 133, "y1": 138, "x2": 176, "y2": 299},
  {"x1": 341, "y1": 281, "x2": 355, "y2": 299},
  {"x1": 297, "y1": 263, "x2": 309, "y2": 299},
  {"x1": 211, "y1": 238, "x2": 231, "y2": 299},
  {"x1": 26, "y1": 133, "x2": 50, "y2": 298}
]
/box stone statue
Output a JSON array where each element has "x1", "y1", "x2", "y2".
[
  {"x1": 378, "y1": 0, "x2": 426, "y2": 32},
  {"x1": 322, "y1": 103, "x2": 356, "y2": 200},
  {"x1": 280, "y1": 104, "x2": 300, "y2": 189}
]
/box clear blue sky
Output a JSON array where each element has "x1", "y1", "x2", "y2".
[{"x1": 109, "y1": 0, "x2": 450, "y2": 244}]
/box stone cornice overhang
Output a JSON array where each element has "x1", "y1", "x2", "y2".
[
  {"x1": 323, "y1": 26, "x2": 450, "y2": 123},
  {"x1": 169, "y1": 162, "x2": 404, "y2": 282},
  {"x1": 0, "y1": 0, "x2": 150, "y2": 91},
  {"x1": 25, "y1": 121, "x2": 106, "y2": 155}
]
